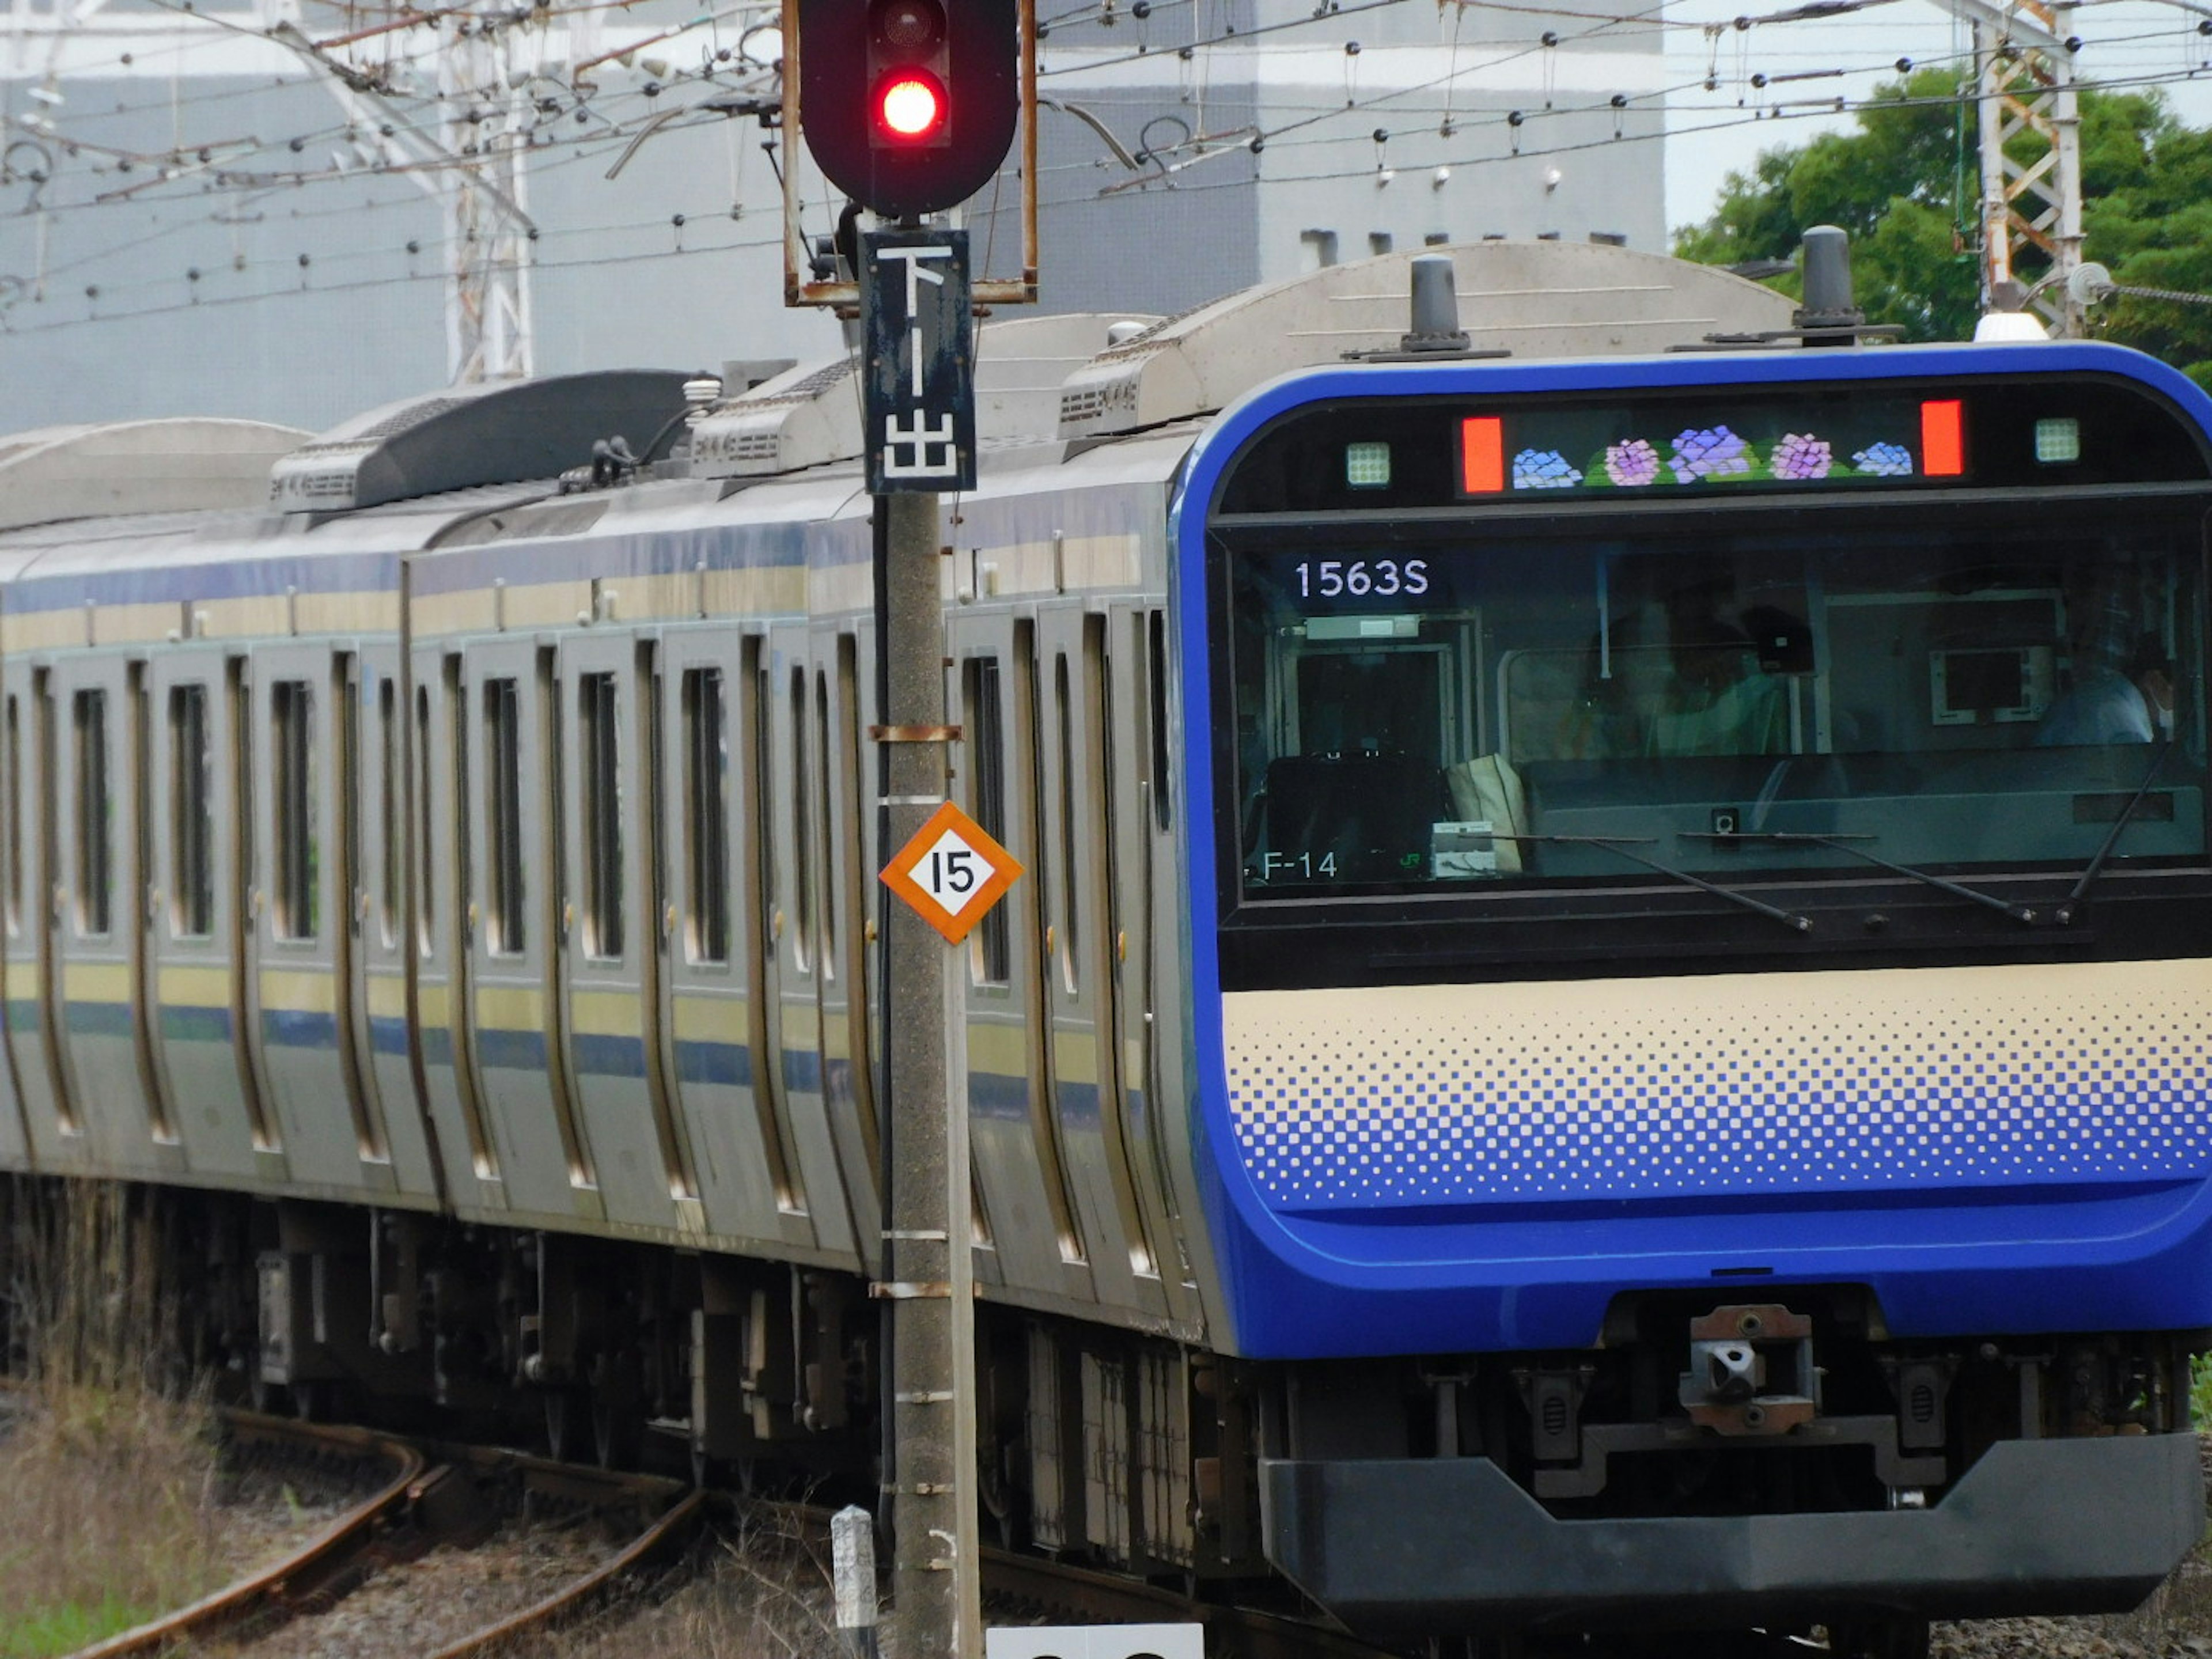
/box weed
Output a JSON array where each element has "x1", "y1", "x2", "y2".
[{"x1": 0, "y1": 1177, "x2": 223, "y2": 1659}]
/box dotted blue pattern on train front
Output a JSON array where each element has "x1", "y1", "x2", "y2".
[{"x1": 1226, "y1": 1021, "x2": 2211, "y2": 1209}]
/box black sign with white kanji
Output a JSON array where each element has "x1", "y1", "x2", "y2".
[{"x1": 863, "y1": 228, "x2": 976, "y2": 494}]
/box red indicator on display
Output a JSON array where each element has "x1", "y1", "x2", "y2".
[
  {"x1": 1460, "y1": 416, "x2": 1505, "y2": 494},
  {"x1": 1921, "y1": 399, "x2": 1964, "y2": 476}
]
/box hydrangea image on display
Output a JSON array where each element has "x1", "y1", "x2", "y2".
[
  {"x1": 1771, "y1": 433, "x2": 1832, "y2": 480},
  {"x1": 1513, "y1": 449, "x2": 1584, "y2": 489},
  {"x1": 1603, "y1": 438, "x2": 1661, "y2": 487},
  {"x1": 1670, "y1": 426, "x2": 1751, "y2": 482},
  {"x1": 1853, "y1": 441, "x2": 1914, "y2": 476}
]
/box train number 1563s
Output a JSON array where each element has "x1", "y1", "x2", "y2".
[{"x1": 1293, "y1": 557, "x2": 1429, "y2": 599}]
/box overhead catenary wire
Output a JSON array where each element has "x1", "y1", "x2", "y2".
[{"x1": 5, "y1": 0, "x2": 2212, "y2": 339}]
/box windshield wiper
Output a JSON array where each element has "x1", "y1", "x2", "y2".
[
  {"x1": 1499, "y1": 834, "x2": 1812, "y2": 934},
  {"x1": 2055, "y1": 737, "x2": 2172, "y2": 927},
  {"x1": 1683, "y1": 831, "x2": 2037, "y2": 925}
]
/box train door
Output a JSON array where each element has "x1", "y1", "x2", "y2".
[
  {"x1": 808, "y1": 627, "x2": 880, "y2": 1273},
  {"x1": 461, "y1": 637, "x2": 596, "y2": 1222},
  {"x1": 47, "y1": 652, "x2": 162, "y2": 1171},
  {"x1": 354, "y1": 646, "x2": 439, "y2": 1199},
  {"x1": 946, "y1": 613, "x2": 1093, "y2": 1306},
  {"x1": 1035, "y1": 606, "x2": 1167, "y2": 1319},
  {"x1": 248, "y1": 643, "x2": 388, "y2": 1190},
  {"x1": 145, "y1": 649, "x2": 263, "y2": 1180},
  {"x1": 754, "y1": 623, "x2": 846, "y2": 1256},
  {"x1": 0, "y1": 668, "x2": 30, "y2": 1171},
  {"x1": 410, "y1": 644, "x2": 505, "y2": 1209},
  {"x1": 0, "y1": 661, "x2": 73, "y2": 1167},
  {"x1": 552, "y1": 631, "x2": 693, "y2": 1232},
  {"x1": 1103, "y1": 601, "x2": 1200, "y2": 1325},
  {"x1": 654, "y1": 626, "x2": 815, "y2": 1252}
]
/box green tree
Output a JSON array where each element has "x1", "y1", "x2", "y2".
[{"x1": 1673, "y1": 74, "x2": 2212, "y2": 384}]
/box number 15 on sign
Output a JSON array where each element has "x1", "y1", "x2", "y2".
[{"x1": 880, "y1": 800, "x2": 1023, "y2": 945}]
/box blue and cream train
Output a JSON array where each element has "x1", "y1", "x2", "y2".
[{"x1": 3, "y1": 240, "x2": 2210, "y2": 1654}]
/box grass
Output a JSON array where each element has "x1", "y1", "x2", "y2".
[
  {"x1": 0, "y1": 1177, "x2": 226, "y2": 1659},
  {"x1": 546, "y1": 1502, "x2": 858, "y2": 1659}
]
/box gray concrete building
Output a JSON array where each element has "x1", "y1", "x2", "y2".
[{"x1": 1, "y1": 0, "x2": 1665, "y2": 434}]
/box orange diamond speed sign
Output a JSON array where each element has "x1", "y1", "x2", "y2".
[{"x1": 880, "y1": 800, "x2": 1024, "y2": 945}]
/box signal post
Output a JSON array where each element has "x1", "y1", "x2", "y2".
[{"x1": 780, "y1": 2, "x2": 1034, "y2": 1653}]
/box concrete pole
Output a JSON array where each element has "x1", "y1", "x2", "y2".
[{"x1": 880, "y1": 487, "x2": 979, "y2": 1659}]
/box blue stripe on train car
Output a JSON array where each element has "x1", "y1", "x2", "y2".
[
  {"x1": 1052, "y1": 1078, "x2": 1103, "y2": 1130},
  {"x1": 261, "y1": 1009, "x2": 339, "y2": 1048},
  {"x1": 476, "y1": 1028, "x2": 548, "y2": 1071},
  {"x1": 3, "y1": 1000, "x2": 32, "y2": 1035},
  {"x1": 160, "y1": 1005, "x2": 232, "y2": 1043},
  {"x1": 781, "y1": 1047, "x2": 823, "y2": 1094},
  {"x1": 675, "y1": 1039, "x2": 752, "y2": 1087},
  {"x1": 63, "y1": 1000, "x2": 135, "y2": 1038},
  {"x1": 968, "y1": 1069, "x2": 1031, "y2": 1122},
  {"x1": 571, "y1": 1032, "x2": 649, "y2": 1078},
  {"x1": 369, "y1": 1017, "x2": 410, "y2": 1056},
  {"x1": 418, "y1": 1026, "x2": 455, "y2": 1067}
]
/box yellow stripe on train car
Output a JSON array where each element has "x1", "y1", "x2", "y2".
[
  {"x1": 673, "y1": 995, "x2": 746, "y2": 1043},
  {"x1": 569, "y1": 988, "x2": 644, "y2": 1039},
  {"x1": 1051, "y1": 1025, "x2": 1101, "y2": 1087},
  {"x1": 472, "y1": 983, "x2": 543, "y2": 1032},
  {"x1": 60, "y1": 960, "x2": 131, "y2": 1003},
  {"x1": 967, "y1": 1018, "x2": 1027, "y2": 1075},
  {"x1": 257, "y1": 967, "x2": 337, "y2": 1014},
  {"x1": 366, "y1": 974, "x2": 408, "y2": 1022},
  {"x1": 156, "y1": 964, "x2": 232, "y2": 1009}
]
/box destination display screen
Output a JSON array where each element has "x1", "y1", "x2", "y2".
[
  {"x1": 1451, "y1": 396, "x2": 1961, "y2": 497},
  {"x1": 1213, "y1": 372, "x2": 2212, "y2": 516}
]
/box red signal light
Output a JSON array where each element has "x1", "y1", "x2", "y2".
[
  {"x1": 876, "y1": 70, "x2": 946, "y2": 141},
  {"x1": 796, "y1": 0, "x2": 1022, "y2": 219}
]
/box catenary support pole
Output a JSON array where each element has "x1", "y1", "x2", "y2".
[{"x1": 880, "y1": 486, "x2": 980, "y2": 1659}]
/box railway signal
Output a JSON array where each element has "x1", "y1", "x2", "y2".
[{"x1": 794, "y1": 0, "x2": 1022, "y2": 221}]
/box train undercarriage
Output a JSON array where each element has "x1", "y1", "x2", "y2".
[{"x1": 2, "y1": 1175, "x2": 2200, "y2": 1657}]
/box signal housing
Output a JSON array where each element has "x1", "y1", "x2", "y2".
[{"x1": 797, "y1": 0, "x2": 1021, "y2": 220}]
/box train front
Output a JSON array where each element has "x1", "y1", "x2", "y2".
[{"x1": 1174, "y1": 342, "x2": 2212, "y2": 1646}]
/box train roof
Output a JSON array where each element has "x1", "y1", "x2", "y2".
[
  {"x1": 0, "y1": 418, "x2": 309, "y2": 532},
  {"x1": 1055, "y1": 240, "x2": 1800, "y2": 441},
  {"x1": 0, "y1": 242, "x2": 1803, "y2": 582}
]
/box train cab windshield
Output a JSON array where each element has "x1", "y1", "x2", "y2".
[{"x1": 1224, "y1": 517, "x2": 2209, "y2": 910}]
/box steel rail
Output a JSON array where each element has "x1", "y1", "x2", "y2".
[
  {"x1": 69, "y1": 1411, "x2": 429, "y2": 1659},
  {"x1": 426, "y1": 1486, "x2": 708, "y2": 1658}
]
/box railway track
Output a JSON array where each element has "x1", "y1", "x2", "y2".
[{"x1": 63, "y1": 1409, "x2": 702, "y2": 1659}]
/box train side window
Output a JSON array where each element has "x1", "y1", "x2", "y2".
[
  {"x1": 579, "y1": 671, "x2": 624, "y2": 960},
  {"x1": 752, "y1": 652, "x2": 777, "y2": 961},
  {"x1": 483, "y1": 677, "x2": 525, "y2": 956},
  {"x1": 1147, "y1": 610, "x2": 1172, "y2": 832},
  {"x1": 1054, "y1": 651, "x2": 1080, "y2": 994},
  {"x1": 169, "y1": 684, "x2": 213, "y2": 937},
  {"x1": 271, "y1": 680, "x2": 317, "y2": 941},
  {"x1": 682, "y1": 666, "x2": 730, "y2": 965},
  {"x1": 377, "y1": 679, "x2": 397, "y2": 949},
  {"x1": 5, "y1": 693, "x2": 20, "y2": 937},
  {"x1": 74, "y1": 688, "x2": 112, "y2": 937},
  {"x1": 964, "y1": 656, "x2": 1011, "y2": 986},
  {"x1": 415, "y1": 684, "x2": 435, "y2": 951},
  {"x1": 789, "y1": 664, "x2": 813, "y2": 975},
  {"x1": 815, "y1": 669, "x2": 837, "y2": 983}
]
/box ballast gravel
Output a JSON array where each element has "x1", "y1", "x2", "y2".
[{"x1": 196, "y1": 1514, "x2": 619, "y2": 1658}]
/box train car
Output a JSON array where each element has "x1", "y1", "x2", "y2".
[
  {"x1": 1179, "y1": 329, "x2": 2212, "y2": 1656},
  {"x1": 1, "y1": 239, "x2": 2207, "y2": 1656}
]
